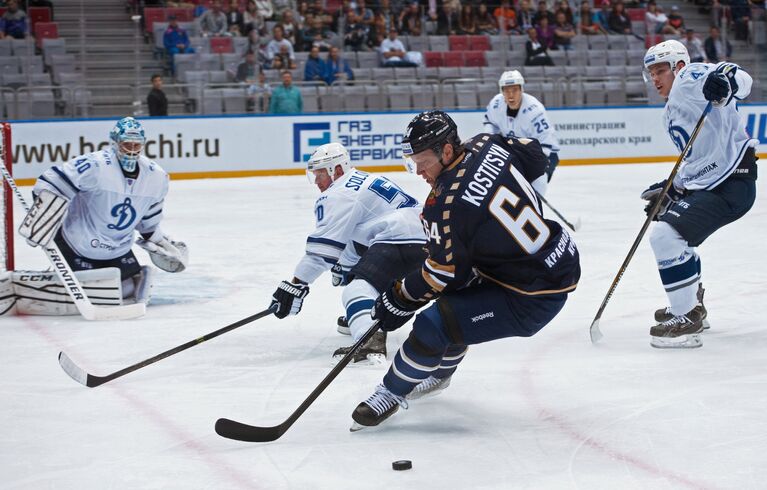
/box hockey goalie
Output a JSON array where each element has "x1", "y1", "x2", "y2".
[{"x1": 0, "y1": 117, "x2": 188, "y2": 316}]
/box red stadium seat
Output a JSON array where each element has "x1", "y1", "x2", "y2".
[
  {"x1": 28, "y1": 7, "x2": 52, "y2": 32},
  {"x1": 424, "y1": 51, "x2": 444, "y2": 67},
  {"x1": 443, "y1": 51, "x2": 464, "y2": 67},
  {"x1": 468, "y1": 35, "x2": 490, "y2": 51},
  {"x1": 210, "y1": 36, "x2": 234, "y2": 53},
  {"x1": 166, "y1": 8, "x2": 195, "y2": 21},
  {"x1": 463, "y1": 51, "x2": 486, "y2": 67},
  {"x1": 144, "y1": 7, "x2": 166, "y2": 32},
  {"x1": 645, "y1": 34, "x2": 663, "y2": 48},
  {"x1": 627, "y1": 8, "x2": 646, "y2": 21},
  {"x1": 326, "y1": 0, "x2": 344, "y2": 13},
  {"x1": 34, "y1": 22, "x2": 58, "y2": 48},
  {"x1": 448, "y1": 35, "x2": 470, "y2": 51},
  {"x1": 0, "y1": 7, "x2": 7, "y2": 17}
]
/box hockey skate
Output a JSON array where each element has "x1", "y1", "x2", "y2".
[
  {"x1": 406, "y1": 375, "x2": 452, "y2": 400},
  {"x1": 350, "y1": 384, "x2": 408, "y2": 431},
  {"x1": 654, "y1": 283, "x2": 710, "y2": 330},
  {"x1": 331, "y1": 331, "x2": 387, "y2": 366},
  {"x1": 337, "y1": 315, "x2": 350, "y2": 335},
  {"x1": 650, "y1": 307, "x2": 705, "y2": 349}
]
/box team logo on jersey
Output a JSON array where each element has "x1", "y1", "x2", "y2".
[
  {"x1": 108, "y1": 198, "x2": 137, "y2": 231},
  {"x1": 668, "y1": 121, "x2": 691, "y2": 153},
  {"x1": 293, "y1": 123, "x2": 331, "y2": 163}
]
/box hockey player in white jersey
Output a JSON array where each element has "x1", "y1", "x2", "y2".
[
  {"x1": 641, "y1": 40, "x2": 757, "y2": 348},
  {"x1": 5, "y1": 117, "x2": 188, "y2": 315},
  {"x1": 269, "y1": 142, "x2": 427, "y2": 365},
  {"x1": 483, "y1": 70, "x2": 560, "y2": 188}
]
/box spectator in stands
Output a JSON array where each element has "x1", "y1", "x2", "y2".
[
  {"x1": 380, "y1": 27, "x2": 422, "y2": 66},
  {"x1": 244, "y1": 0, "x2": 266, "y2": 36},
  {"x1": 344, "y1": 9, "x2": 369, "y2": 51},
  {"x1": 164, "y1": 15, "x2": 194, "y2": 75},
  {"x1": 607, "y1": 1, "x2": 632, "y2": 34},
  {"x1": 200, "y1": 0, "x2": 229, "y2": 37},
  {"x1": 399, "y1": 2, "x2": 423, "y2": 36},
  {"x1": 272, "y1": 43, "x2": 297, "y2": 68},
  {"x1": 302, "y1": 16, "x2": 334, "y2": 51},
  {"x1": 661, "y1": 5, "x2": 684, "y2": 36},
  {"x1": 730, "y1": 0, "x2": 752, "y2": 40},
  {"x1": 681, "y1": 28, "x2": 706, "y2": 62},
  {"x1": 236, "y1": 50, "x2": 261, "y2": 83},
  {"x1": 525, "y1": 26, "x2": 554, "y2": 65},
  {"x1": 356, "y1": 0, "x2": 375, "y2": 26},
  {"x1": 595, "y1": 0, "x2": 611, "y2": 32},
  {"x1": 269, "y1": 70, "x2": 303, "y2": 113},
  {"x1": 247, "y1": 70, "x2": 272, "y2": 112},
  {"x1": 226, "y1": 0, "x2": 246, "y2": 36},
  {"x1": 247, "y1": 30, "x2": 270, "y2": 66},
  {"x1": 147, "y1": 74, "x2": 168, "y2": 117},
  {"x1": 536, "y1": 17, "x2": 556, "y2": 49},
  {"x1": 267, "y1": 25, "x2": 295, "y2": 66},
  {"x1": 704, "y1": 25, "x2": 732, "y2": 62},
  {"x1": 555, "y1": 0, "x2": 574, "y2": 24},
  {"x1": 553, "y1": 11, "x2": 576, "y2": 50},
  {"x1": 436, "y1": 3, "x2": 459, "y2": 35},
  {"x1": 2, "y1": 0, "x2": 27, "y2": 39},
  {"x1": 273, "y1": 0, "x2": 296, "y2": 21},
  {"x1": 458, "y1": 4, "x2": 477, "y2": 34},
  {"x1": 324, "y1": 45, "x2": 354, "y2": 85},
  {"x1": 644, "y1": 1, "x2": 667, "y2": 34},
  {"x1": 577, "y1": 1, "x2": 606, "y2": 35},
  {"x1": 255, "y1": 0, "x2": 275, "y2": 21},
  {"x1": 533, "y1": 0, "x2": 554, "y2": 26},
  {"x1": 370, "y1": 8, "x2": 391, "y2": 47},
  {"x1": 477, "y1": 4, "x2": 499, "y2": 34},
  {"x1": 280, "y1": 10, "x2": 301, "y2": 48},
  {"x1": 304, "y1": 45, "x2": 327, "y2": 82},
  {"x1": 516, "y1": 0, "x2": 535, "y2": 31}
]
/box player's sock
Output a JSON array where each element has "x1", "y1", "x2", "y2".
[
  {"x1": 650, "y1": 222, "x2": 699, "y2": 316},
  {"x1": 342, "y1": 279, "x2": 377, "y2": 340},
  {"x1": 350, "y1": 383, "x2": 408, "y2": 431}
]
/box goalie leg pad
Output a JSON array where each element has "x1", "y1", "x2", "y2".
[
  {"x1": 0, "y1": 272, "x2": 17, "y2": 316},
  {"x1": 123, "y1": 265, "x2": 154, "y2": 304},
  {"x1": 13, "y1": 268, "x2": 122, "y2": 316},
  {"x1": 18, "y1": 189, "x2": 68, "y2": 247}
]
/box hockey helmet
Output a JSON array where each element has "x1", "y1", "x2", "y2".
[
  {"x1": 498, "y1": 70, "x2": 525, "y2": 90},
  {"x1": 402, "y1": 110, "x2": 460, "y2": 160},
  {"x1": 109, "y1": 117, "x2": 146, "y2": 173},
  {"x1": 643, "y1": 40, "x2": 690, "y2": 75},
  {"x1": 306, "y1": 142, "x2": 351, "y2": 184}
]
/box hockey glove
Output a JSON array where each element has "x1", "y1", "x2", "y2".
[
  {"x1": 640, "y1": 180, "x2": 684, "y2": 220},
  {"x1": 18, "y1": 190, "x2": 68, "y2": 248},
  {"x1": 270, "y1": 280, "x2": 310, "y2": 319},
  {"x1": 372, "y1": 282, "x2": 423, "y2": 332},
  {"x1": 703, "y1": 64, "x2": 739, "y2": 107},
  {"x1": 331, "y1": 263, "x2": 352, "y2": 287},
  {"x1": 136, "y1": 235, "x2": 189, "y2": 273}
]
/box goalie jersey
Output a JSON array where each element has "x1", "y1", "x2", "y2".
[
  {"x1": 483, "y1": 92, "x2": 560, "y2": 157},
  {"x1": 293, "y1": 169, "x2": 426, "y2": 283},
  {"x1": 665, "y1": 62, "x2": 756, "y2": 191},
  {"x1": 33, "y1": 148, "x2": 169, "y2": 260},
  {"x1": 400, "y1": 134, "x2": 580, "y2": 302}
]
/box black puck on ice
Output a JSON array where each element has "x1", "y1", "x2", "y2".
[{"x1": 392, "y1": 460, "x2": 412, "y2": 471}]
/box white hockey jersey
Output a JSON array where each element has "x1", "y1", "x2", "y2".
[
  {"x1": 483, "y1": 92, "x2": 560, "y2": 156},
  {"x1": 34, "y1": 148, "x2": 169, "y2": 260},
  {"x1": 293, "y1": 169, "x2": 426, "y2": 284},
  {"x1": 666, "y1": 62, "x2": 756, "y2": 191}
]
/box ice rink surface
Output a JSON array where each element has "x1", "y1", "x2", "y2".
[{"x1": 2, "y1": 162, "x2": 766, "y2": 490}]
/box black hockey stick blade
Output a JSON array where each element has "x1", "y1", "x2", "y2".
[
  {"x1": 215, "y1": 322, "x2": 381, "y2": 443},
  {"x1": 58, "y1": 306, "x2": 277, "y2": 387}
]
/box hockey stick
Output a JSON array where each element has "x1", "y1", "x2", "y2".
[
  {"x1": 215, "y1": 321, "x2": 381, "y2": 442},
  {"x1": 58, "y1": 305, "x2": 278, "y2": 387},
  {"x1": 537, "y1": 192, "x2": 581, "y2": 232},
  {"x1": 589, "y1": 102, "x2": 712, "y2": 344},
  {"x1": 0, "y1": 161, "x2": 145, "y2": 321}
]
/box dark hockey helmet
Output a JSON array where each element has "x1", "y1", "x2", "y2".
[{"x1": 401, "y1": 111, "x2": 460, "y2": 158}]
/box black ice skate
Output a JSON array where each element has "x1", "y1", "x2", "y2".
[
  {"x1": 337, "y1": 315, "x2": 350, "y2": 335},
  {"x1": 406, "y1": 375, "x2": 452, "y2": 400},
  {"x1": 331, "y1": 331, "x2": 387, "y2": 366},
  {"x1": 350, "y1": 384, "x2": 407, "y2": 431},
  {"x1": 654, "y1": 283, "x2": 709, "y2": 330},
  {"x1": 650, "y1": 307, "x2": 705, "y2": 349}
]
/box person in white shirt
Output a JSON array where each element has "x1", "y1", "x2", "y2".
[
  {"x1": 681, "y1": 28, "x2": 706, "y2": 63},
  {"x1": 379, "y1": 28, "x2": 423, "y2": 67}
]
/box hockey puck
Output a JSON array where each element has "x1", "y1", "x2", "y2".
[{"x1": 392, "y1": 460, "x2": 412, "y2": 471}]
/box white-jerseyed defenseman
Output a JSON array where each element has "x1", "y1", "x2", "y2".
[
  {"x1": 641, "y1": 40, "x2": 757, "y2": 348},
  {"x1": 1, "y1": 117, "x2": 188, "y2": 316},
  {"x1": 269, "y1": 142, "x2": 427, "y2": 365},
  {"x1": 483, "y1": 70, "x2": 560, "y2": 190}
]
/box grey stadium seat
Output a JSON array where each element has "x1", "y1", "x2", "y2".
[
  {"x1": 365, "y1": 85, "x2": 386, "y2": 111},
  {"x1": 582, "y1": 81, "x2": 606, "y2": 105},
  {"x1": 386, "y1": 84, "x2": 412, "y2": 111},
  {"x1": 342, "y1": 85, "x2": 366, "y2": 111},
  {"x1": 222, "y1": 88, "x2": 248, "y2": 114},
  {"x1": 455, "y1": 86, "x2": 478, "y2": 109},
  {"x1": 318, "y1": 86, "x2": 342, "y2": 112},
  {"x1": 202, "y1": 88, "x2": 224, "y2": 114},
  {"x1": 300, "y1": 85, "x2": 319, "y2": 112},
  {"x1": 412, "y1": 84, "x2": 436, "y2": 109}
]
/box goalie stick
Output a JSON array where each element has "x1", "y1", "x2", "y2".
[
  {"x1": 58, "y1": 305, "x2": 278, "y2": 387},
  {"x1": 215, "y1": 321, "x2": 381, "y2": 443},
  {"x1": 536, "y1": 192, "x2": 581, "y2": 232},
  {"x1": 0, "y1": 161, "x2": 145, "y2": 321},
  {"x1": 589, "y1": 102, "x2": 712, "y2": 344}
]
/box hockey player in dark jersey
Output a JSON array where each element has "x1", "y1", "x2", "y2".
[{"x1": 350, "y1": 111, "x2": 581, "y2": 431}]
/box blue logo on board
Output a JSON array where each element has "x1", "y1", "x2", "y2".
[{"x1": 293, "y1": 122, "x2": 331, "y2": 163}]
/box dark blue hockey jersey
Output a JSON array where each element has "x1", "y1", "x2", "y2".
[{"x1": 401, "y1": 133, "x2": 581, "y2": 301}]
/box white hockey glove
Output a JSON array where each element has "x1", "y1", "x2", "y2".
[
  {"x1": 270, "y1": 280, "x2": 310, "y2": 319},
  {"x1": 18, "y1": 190, "x2": 68, "y2": 248},
  {"x1": 136, "y1": 234, "x2": 189, "y2": 273},
  {"x1": 640, "y1": 180, "x2": 685, "y2": 220},
  {"x1": 331, "y1": 263, "x2": 353, "y2": 287}
]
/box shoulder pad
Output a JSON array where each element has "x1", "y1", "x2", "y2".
[{"x1": 463, "y1": 134, "x2": 494, "y2": 153}]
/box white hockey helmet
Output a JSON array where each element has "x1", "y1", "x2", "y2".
[
  {"x1": 498, "y1": 70, "x2": 525, "y2": 91},
  {"x1": 306, "y1": 142, "x2": 351, "y2": 184},
  {"x1": 643, "y1": 40, "x2": 690, "y2": 74}
]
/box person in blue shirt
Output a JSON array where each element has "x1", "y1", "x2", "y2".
[
  {"x1": 304, "y1": 45, "x2": 327, "y2": 83},
  {"x1": 270, "y1": 71, "x2": 303, "y2": 114},
  {"x1": 324, "y1": 46, "x2": 354, "y2": 85},
  {"x1": 163, "y1": 15, "x2": 195, "y2": 75},
  {"x1": 2, "y1": 0, "x2": 27, "y2": 39}
]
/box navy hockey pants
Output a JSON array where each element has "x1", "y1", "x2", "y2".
[
  {"x1": 383, "y1": 282, "x2": 568, "y2": 397},
  {"x1": 55, "y1": 231, "x2": 141, "y2": 281}
]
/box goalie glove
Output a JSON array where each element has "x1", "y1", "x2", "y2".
[
  {"x1": 330, "y1": 263, "x2": 352, "y2": 287},
  {"x1": 640, "y1": 180, "x2": 685, "y2": 220},
  {"x1": 136, "y1": 234, "x2": 189, "y2": 273},
  {"x1": 270, "y1": 280, "x2": 310, "y2": 319},
  {"x1": 18, "y1": 190, "x2": 68, "y2": 248}
]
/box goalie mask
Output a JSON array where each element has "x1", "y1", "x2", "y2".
[
  {"x1": 110, "y1": 117, "x2": 146, "y2": 173},
  {"x1": 306, "y1": 142, "x2": 351, "y2": 185}
]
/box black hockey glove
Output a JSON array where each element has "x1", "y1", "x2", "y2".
[
  {"x1": 372, "y1": 282, "x2": 423, "y2": 332},
  {"x1": 702, "y1": 64, "x2": 739, "y2": 106},
  {"x1": 640, "y1": 180, "x2": 684, "y2": 220},
  {"x1": 270, "y1": 280, "x2": 310, "y2": 319}
]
